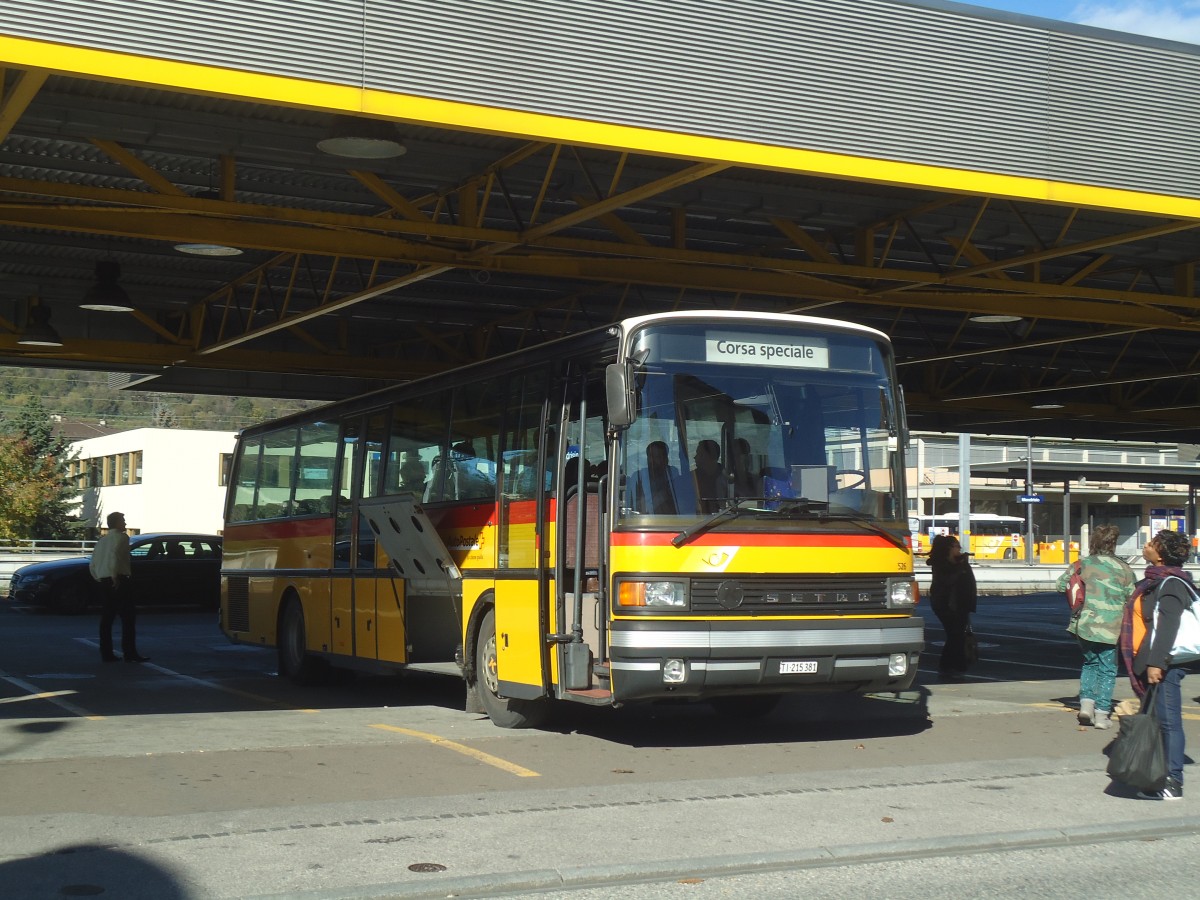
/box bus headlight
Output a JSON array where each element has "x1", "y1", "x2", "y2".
[
  {"x1": 888, "y1": 653, "x2": 908, "y2": 676},
  {"x1": 885, "y1": 577, "x2": 917, "y2": 609},
  {"x1": 663, "y1": 658, "x2": 687, "y2": 683},
  {"x1": 617, "y1": 580, "x2": 688, "y2": 608}
]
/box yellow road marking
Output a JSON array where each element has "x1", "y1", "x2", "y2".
[
  {"x1": 0, "y1": 672, "x2": 101, "y2": 719},
  {"x1": 370, "y1": 724, "x2": 540, "y2": 777}
]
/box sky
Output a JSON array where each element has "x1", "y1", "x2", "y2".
[{"x1": 963, "y1": 1, "x2": 1200, "y2": 43}]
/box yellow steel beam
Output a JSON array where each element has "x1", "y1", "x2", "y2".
[
  {"x1": 0, "y1": 334, "x2": 443, "y2": 379},
  {"x1": 90, "y1": 139, "x2": 189, "y2": 196},
  {"x1": 0, "y1": 67, "x2": 46, "y2": 142},
  {"x1": 194, "y1": 264, "x2": 452, "y2": 355},
  {"x1": 768, "y1": 217, "x2": 837, "y2": 264}
]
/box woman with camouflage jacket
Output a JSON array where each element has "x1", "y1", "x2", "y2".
[{"x1": 1055, "y1": 524, "x2": 1134, "y2": 730}]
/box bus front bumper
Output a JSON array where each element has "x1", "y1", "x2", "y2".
[{"x1": 607, "y1": 616, "x2": 925, "y2": 702}]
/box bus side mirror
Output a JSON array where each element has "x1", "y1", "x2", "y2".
[{"x1": 606, "y1": 362, "x2": 636, "y2": 427}]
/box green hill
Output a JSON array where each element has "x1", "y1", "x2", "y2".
[{"x1": 0, "y1": 366, "x2": 321, "y2": 433}]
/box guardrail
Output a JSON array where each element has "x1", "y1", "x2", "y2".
[{"x1": 1, "y1": 542, "x2": 94, "y2": 594}]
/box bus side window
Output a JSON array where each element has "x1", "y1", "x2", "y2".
[{"x1": 442, "y1": 379, "x2": 502, "y2": 503}]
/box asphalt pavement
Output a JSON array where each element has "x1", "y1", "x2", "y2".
[{"x1": 1, "y1": 594, "x2": 1198, "y2": 899}]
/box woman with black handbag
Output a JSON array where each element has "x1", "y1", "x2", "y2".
[
  {"x1": 1131, "y1": 529, "x2": 1192, "y2": 800},
  {"x1": 928, "y1": 534, "x2": 978, "y2": 680}
]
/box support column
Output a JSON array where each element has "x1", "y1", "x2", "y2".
[
  {"x1": 958, "y1": 433, "x2": 971, "y2": 551},
  {"x1": 1063, "y1": 478, "x2": 1072, "y2": 563}
]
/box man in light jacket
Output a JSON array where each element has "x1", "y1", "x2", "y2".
[{"x1": 90, "y1": 511, "x2": 148, "y2": 663}]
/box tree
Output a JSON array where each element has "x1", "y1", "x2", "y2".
[
  {"x1": 0, "y1": 434, "x2": 68, "y2": 541},
  {"x1": 0, "y1": 396, "x2": 77, "y2": 540}
]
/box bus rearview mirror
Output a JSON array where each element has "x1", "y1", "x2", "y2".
[{"x1": 606, "y1": 362, "x2": 635, "y2": 427}]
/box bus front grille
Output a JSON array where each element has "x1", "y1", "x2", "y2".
[{"x1": 690, "y1": 576, "x2": 890, "y2": 614}]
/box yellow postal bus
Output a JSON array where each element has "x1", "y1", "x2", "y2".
[
  {"x1": 910, "y1": 513, "x2": 1028, "y2": 561},
  {"x1": 220, "y1": 310, "x2": 923, "y2": 727}
]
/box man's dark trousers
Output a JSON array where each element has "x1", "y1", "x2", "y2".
[{"x1": 98, "y1": 576, "x2": 136, "y2": 659}]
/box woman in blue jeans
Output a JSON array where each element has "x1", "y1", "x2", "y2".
[{"x1": 1132, "y1": 529, "x2": 1193, "y2": 801}]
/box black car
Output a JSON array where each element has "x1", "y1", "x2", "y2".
[{"x1": 6, "y1": 533, "x2": 223, "y2": 614}]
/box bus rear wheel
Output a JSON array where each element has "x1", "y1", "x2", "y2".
[
  {"x1": 475, "y1": 608, "x2": 548, "y2": 729},
  {"x1": 1004, "y1": 548, "x2": 1017, "y2": 560},
  {"x1": 278, "y1": 598, "x2": 323, "y2": 684}
]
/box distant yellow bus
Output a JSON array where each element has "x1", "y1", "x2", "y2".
[
  {"x1": 220, "y1": 310, "x2": 923, "y2": 728},
  {"x1": 910, "y1": 513, "x2": 1029, "y2": 561}
]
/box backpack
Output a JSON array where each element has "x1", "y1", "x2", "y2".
[
  {"x1": 1124, "y1": 576, "x2": 1200, "y2": 667},
  {"x1": 1065, "y1": 560, "x2": 1085, "y2": 615}
]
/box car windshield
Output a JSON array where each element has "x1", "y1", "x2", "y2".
[{"x1": 614, "y1": 321, "x2": 906, "y2": 535}]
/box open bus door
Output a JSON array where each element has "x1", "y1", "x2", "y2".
[
  {"x1": 550, "y1": 371, "x2": 611, "y2": 702},
  {"x1": 356, "y1": 496, "x2": 463, "y2": 666}
]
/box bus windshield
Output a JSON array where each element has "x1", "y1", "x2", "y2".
[{"x1": 614, "y1": 321, "x2": 905, "y2": 531}]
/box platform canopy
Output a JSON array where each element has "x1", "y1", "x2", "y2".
[
  {"x1": 3, "y1": 0, "x2": 1200, "y2": 440},
  {"x1": 972, "y1": 460, "x2": 1200, "y2": 489}
]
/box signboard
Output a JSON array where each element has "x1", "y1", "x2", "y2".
[
  {"x1": 705, "y1": 333, "x2": 829, "y2": 369},
  {"x1": 1017, "y1": 494, "x2": 1044, "y2": 503}
]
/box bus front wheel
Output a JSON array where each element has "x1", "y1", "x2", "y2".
[
  {"x1": 475, "y1": 608, "x2": 548, "y2": 729},
  {"x1": 278, "y1": 598, "x2": 322, "y2": 684},
  {"x1": 1004, "y1": 548, "x2": 1017, "y2": 560}
]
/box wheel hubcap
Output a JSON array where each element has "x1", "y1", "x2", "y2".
[{"x1": 482, "y1": 634, "x2": 500, "y2": 694}]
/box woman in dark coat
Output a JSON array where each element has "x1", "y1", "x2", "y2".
[
  {"x1": 1130, "y1": 529, "x2": 1193, "y2": 800},
  {"x1": 928, "y1": 533, "x2": 978, "y2": 679}
]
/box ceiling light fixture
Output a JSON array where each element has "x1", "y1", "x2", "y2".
[
  {"x1": 317, "y1": 116, "x2": 407, "y2": 159},
  {"x1": 970, "y1": 314, "x2": 1023, "y2": 324},
  {"x1": 1031, "y1": 402, "x2": 1065, "y2": 409},
  {"x1": 173, "y1": 190, "x2": 244, "y2": 257},
  {"x1": 17, "y1": 299, "x2": 63, "y2": 347},
  {"x1": 80, "y1": 260, "x2": 135, "y2": 312},
  {"x1": 173, "y1": 242, "x2": 244, "y2": 257}
]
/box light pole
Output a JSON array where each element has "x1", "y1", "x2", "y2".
[{"x1": 1025, "y1": 436, "x2": 1035, "y2": 566}]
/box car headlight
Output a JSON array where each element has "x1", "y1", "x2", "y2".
[
  {"x1": 15, "y1": 574, "x2": 42, "y2": 586},
  {"x1": 617, "y1": 580, "x2": 688, "y2": 608},
  {"x1": 885, "y1": 577, "x2": 917, "y2": 609}
]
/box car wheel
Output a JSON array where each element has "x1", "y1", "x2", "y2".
[
  {"x1": 55, "y1": 581, "x2": 90, "y2": 615},
  {"x1": 278, "y1": 597, "x2": 324, "y2": 684},
  {"x1": 474, "y1": 608, "x2": 548, "y2": 729}
]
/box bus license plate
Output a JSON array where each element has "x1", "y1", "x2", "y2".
[{"x1": 779, "y1": 660, "x2": 818, "y2": 674}]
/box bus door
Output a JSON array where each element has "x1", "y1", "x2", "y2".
[
  {"x1": 553, "y1": 373, "x2": 609, "y2": 694},
  {"x1": 330, "y1": 416, "x2": 362, "y2": 658},
  {"x1": 328, "y1": 412, "x2": 389, "y2": 661},
  {"x1": 493, "y1": 369, "x2": 553, "y2": 696},
  {"x1": 358, "y1": 494, "x2": 461, "y2": 664},
  {"x1": 350, "y1": 412, "x2": 389, "y2": 661}
]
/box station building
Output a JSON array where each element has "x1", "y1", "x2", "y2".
[{"x1": 66, "y1": 428, "x2": 235, "y2": 536}]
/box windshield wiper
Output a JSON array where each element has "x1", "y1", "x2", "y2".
[
  {"x1": 820, "y1": 512, "x2": 910, "y2": 552},
  {"x1": 671, "y1": 496, "x2": 827, "y2": 548},
  {"x1": 672, "y1": 499, "x2": 752, "y2": 548}
]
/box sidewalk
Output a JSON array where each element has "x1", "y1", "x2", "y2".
[{"x1": 5, "y1": 752, "x2": 1196, "y2": 899}]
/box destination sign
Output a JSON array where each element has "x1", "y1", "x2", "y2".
[{"x1": 705, "y1": 333, "x2": 829, "y2": 369}]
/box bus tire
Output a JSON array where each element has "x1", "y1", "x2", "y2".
[
  {"x1": 1004, "y1": 548, "x2": 1017, "y2": 560},
  {"x1": 709, "y1": 694, "x2": 781, "y2": 719},
  {"x1": 278, "y1": 597, "x2": 323, "y2": 685},
  {"x1": 474, "y1": 608, "x2": 548, "y2": 729}
]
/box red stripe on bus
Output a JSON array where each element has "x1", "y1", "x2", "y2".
[
  {"x1": 610, "y1": 532, "x2": 899, "y2": 548},
  {"x1": 426, "y1": 504, "x2": 497, "y2": 529},
  {"x1": 224, "y1": 518, "x2": 334, "y2": 539},
  {"x1": 506, "y1": 500, "x2": 540, "y2": 525}
]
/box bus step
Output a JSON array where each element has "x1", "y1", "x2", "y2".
[{"x1": 564, "y1": 687, "x2": 613, "y2": 705}]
